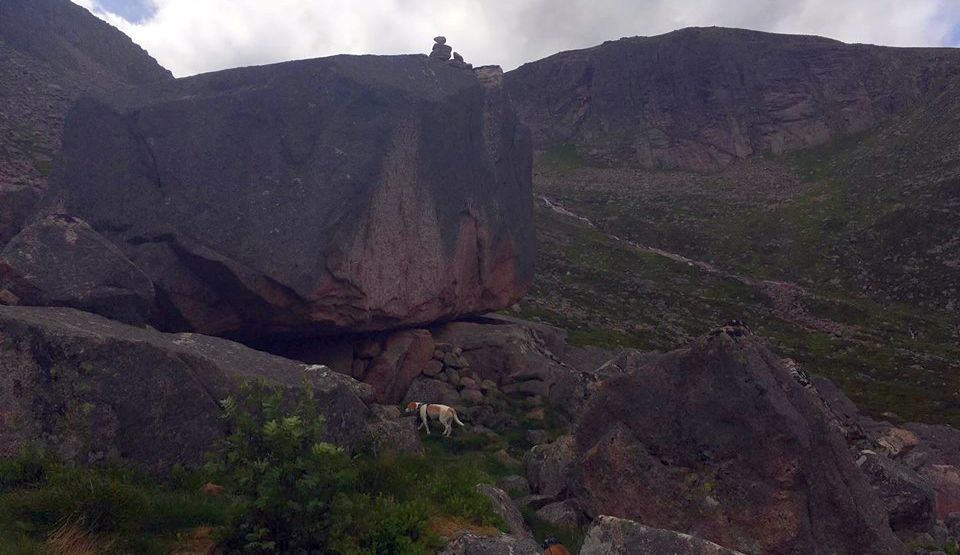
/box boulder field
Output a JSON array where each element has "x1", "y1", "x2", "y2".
[{"x1": 46, "y1": 54, "x2": 534, "y2": 338}]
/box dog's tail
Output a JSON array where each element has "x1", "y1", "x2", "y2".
[{"x1": 452, "y1": 411, "x2": 465, "y2": 427}]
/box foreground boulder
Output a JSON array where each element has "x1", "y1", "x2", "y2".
[
  {"x1": 580, "y1": 515, "x2": 745, "y2": 555},
  {"x1": 0, "y1": 306, "x2": 371, "y2": 471},
  {"x1": 0, "y1": 214, "x2": 155, "y2": 326},
  {"x1": 570, "y1": 324, "x2": 902, "y2": 554},
  {"x1": 52, "y1": 54, "x2": 533, "y2": 338}
]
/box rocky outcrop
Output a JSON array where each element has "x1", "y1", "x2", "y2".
[
  {"x1": 51, "y1": 54, "x2": 533, "y2": 338},
  {"x1": 365, "y1": 404, "x2": 424, "y2": 456},
  {"x1": 505, "y1": 27, "x2": 960, "y2": 171},
  {"x1": 570, "y1": 324, "x2": 902, "y2": 554},
  {"x1": 0, "y1": 0, "x2": 171, "y2": 241},
  {"x1": 0, "y1": 215, "x2": 155, "y2": 326},
  {"x1": 580, "y1": 516, "x2": 746, "y2": 555},
  {"x1": 0, "y1": 306, "x2": 371, "y2": 471}
]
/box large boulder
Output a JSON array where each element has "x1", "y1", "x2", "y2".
[
  {"x1": 0, "y1": 306, "x2": 371, "y2": 471},
  {"x1": 856, "y1": 450, "x2": 935, "y2": 540},
  {"x1": 0, "y1": 214, "x2": 155, "y2": 326},
  {"x1": 580, "y1": 515, "x2": 745, "y2": 555},
  {"x1": 51, "y1": 55, "x2": 533, "y2": 338},
  {"x1": 525, "y1": 435, "x2": 577, "y2": 499},
  {"x1": 570, "y1": 324, "x2": 902, "y2": 555}
]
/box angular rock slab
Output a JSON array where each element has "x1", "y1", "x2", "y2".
[
  {"x1": 0, "y1": 306, "x2": 371, "y2": 471},
  {"x1": 438, "y1": 532, "x2": 540, "y2": 555},
  {"x1": 53, "y1": 55, "x2": 534, "y2": 338},
  {"x1": 580, "y1": 516, "x2": 745, "y2": 555},
  {"x1": 0, "y1": 214, "x2": 155, "y2": 326},
  {"x1": 571, "y1": 326, "x2": 903, "y2": 555}
]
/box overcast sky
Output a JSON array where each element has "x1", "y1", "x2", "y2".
[{"x1": 72, "y1": 0, "x2": 960, "y2": 78}]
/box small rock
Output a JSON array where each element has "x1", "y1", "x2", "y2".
[
  {"x1": 461, "y1": 389, "x2": 484, "y2": 404},
  {"x1": 536, "y1": 500, "x2": 581, "y2": 529},
  {"x1": 498, "y1": 474, "x2": 530, "y2": 496},
  {"x1": 434, "y1": 36, "x2": 446, "y2": 45},
  {"x1": 444, "y1": 352, "x2": 468, "y2": 369},
  {"x1": 424, "y1": 359, "x2": 444, "y2": 377},
  {"x1": 434, "y1": 349, "x2": 445, "y2": 360},
  {"x1": 526, "y1": 408, "x2": 546, "y2": 421},
  {"x1": 445, "y1": 368, "x2": 462, "y2": 386},
  {"x1": 461, "y1": 377, "x2": 479, "y2": 390},
  {"x1": 877, "y1": 427, "x2": 921, "y2": 458},
  {"x1": 430, "y1": 43, "x2": 453, "y2": 61},
  {"x1": 526, "y1": 429, "x2": 549, "y2": 445},
  {"x1": 453, "y1": 51, "x2": 464, "y2": 62},
  {"x1": 481, "y1": 379, "x2": 499, "y2": 392}
]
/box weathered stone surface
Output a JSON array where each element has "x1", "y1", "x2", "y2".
[
  {"x1": 857, "y1": 450, "x2": 935, "y2": 540},
  {"x1": 366, "y1": 404, "x2": 424, "y2": 456},
  {"x1": 570, "y1": 326, "x2": 902, "y2": 554},
  {"x1": 525, "y1": 435, "x2": 576, "y2": 499},
  {"x1": 920, "y1": 465, "x2": 960, "y2": 520},
  {"x1": 0, "y1": 306, "x2": 371, "y2": 471},
  {"x1": 580, "y1": 516, "x2": 745, "y2": 555},
  {"x1": 363, "y1": 329, "x2": 434, "y2": 403},
  {"x1": 536, "y1": 500, "x2": 581, "y2": 529},
  {"x1": 438, "y1": 532, "x2": 540, "y2": 555},
  {"x1": 0, "y1": 215, "x2": 155, "y2": 326},
  {"x1": 402, "y1": 377, "x2": 461, "y2": 408},
  {"x1": 53, "y1": 55, "x2": 533, "y2": 338},
  {"x1": 476, "y1": 484, "x2": 532, "y2": 538},
  {"x1": 506, "y1": 27, "x2": 960, "y2": 171},
  {"x1": 460, "y1": 389, "x2": 484, "y2": 404}
]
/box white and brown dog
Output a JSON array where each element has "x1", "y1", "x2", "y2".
[{"x1": 405, "y1": 402, "x2": 465, "y2": 437}]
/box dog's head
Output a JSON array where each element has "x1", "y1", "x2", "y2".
[{"x1": 405, "y1": 401, "x2": 420, "y2": 414}]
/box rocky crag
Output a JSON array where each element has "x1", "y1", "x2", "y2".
[{"x1": 506, "y1": 27, "x2": 960, "y2": 171}]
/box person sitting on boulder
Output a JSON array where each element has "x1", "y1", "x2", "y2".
[{"x1": 542, "y1": 537, "x2": 571, "y2": 555}]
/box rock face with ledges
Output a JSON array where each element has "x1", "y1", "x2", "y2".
[
  {"x1": 505, "y1": 27, "x2": 960, "y2": 171},
  {"x1": 52, "y1": 55, "x2": 534, "y2": 338}
]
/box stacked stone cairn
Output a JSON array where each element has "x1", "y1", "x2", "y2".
[{"x1": 429, "y1": 36, "x2": 473, "y2": 69}]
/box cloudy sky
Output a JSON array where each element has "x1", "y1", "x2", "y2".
[{"x1": 73, "y1": 0, "x2": 960, "y2": 78}]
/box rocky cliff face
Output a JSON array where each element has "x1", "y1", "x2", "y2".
[
  {"x1": 0, "y1": 0, "x2": 171, "y2": 243},
  {"x1": 51, "y1": 55, "x2": 534, "y2": 338},
  {"x1": 506, "y1": 27, "x2": 960, "y2": 171}
]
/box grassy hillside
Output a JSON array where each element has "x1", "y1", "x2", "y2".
[{"x1": 519, "y1": 94, "x2": 960, "y2": 426}]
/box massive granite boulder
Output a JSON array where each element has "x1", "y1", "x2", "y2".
[
  {"x1": 505, "y1": 27, "x2": 960, "y2": 171},
  {"x1": 569, "y1": 324, "x2": 902, "y2": 554},
  {"x1": 51, "y1": 55, "x2": 534, "y2": 338},
  {"x1": 0, "y1": 306, "x2": 371, "y2": 472}
]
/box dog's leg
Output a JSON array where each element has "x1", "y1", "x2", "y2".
[{"x1": 420, "y1": 404, "x2": 431, "y2": 435}]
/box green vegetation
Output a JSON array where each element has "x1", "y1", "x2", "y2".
[
  {"x1": 0, "y1": 382, "x2": 508, "y2": 554},
  {"x1": 540, "y1": 143, "x2": 589, "y2": 174}
]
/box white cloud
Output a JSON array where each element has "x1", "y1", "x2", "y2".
[{"x1": 74, "y1": 0, "x2": 960, "y2": 77}]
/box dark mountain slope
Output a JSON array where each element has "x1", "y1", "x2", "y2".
[
  {"x1": 0, "y1": 0, "x2": 171, "y2": 242},
  {"x1": 506, "y1": 27, "x2": 960, "y2": 171}
]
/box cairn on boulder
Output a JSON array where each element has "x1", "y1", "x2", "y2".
[{"x1": 430, "y1": 35, "x2": 452, "y2": 61}]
